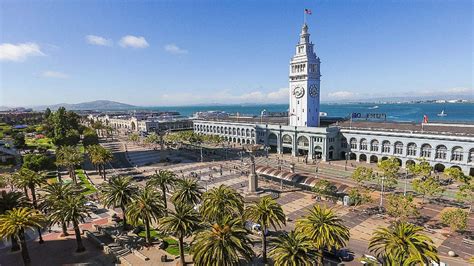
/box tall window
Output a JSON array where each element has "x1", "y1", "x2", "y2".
[
  {"x1": 350, "y1": 138, "x2": 357, "y2": 149},
  {"x1": 407, "y1": 143, "x2": 417, "y2": 156},
  {"x1": 382, "y1": 141, "x2": 391, "y2": 153},
  {"x1": 436, "y1": 145, "x2": 447, "y2": 160},
  {"x1": 370, "y1": 140, "x2": 379, "y2": 152},
  {"x1": 394, "y1": 142, "x2": 403, "y2": 154},
  {"x1": 452, "y1": 147, "x2": 463, "y2": 161},
  {"x1": 360, "y1": 139, "x2": 368, "y2": 150},
  {"x1": 469, "y1": 149, "x2": 474, "y2": 163},
  {"x1": 420, "y1": 144, "x2": 432, "y2": 158}
]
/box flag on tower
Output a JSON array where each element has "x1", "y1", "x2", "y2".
[{"x1": 305, "y1": 8, "x2": 312, "y2": 15}]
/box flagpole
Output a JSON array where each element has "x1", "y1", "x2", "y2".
[{"x1": 304, "y1": 9, "x2": 306, "y2": 24}]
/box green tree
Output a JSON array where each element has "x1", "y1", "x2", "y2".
[
  {"x1": 171, "y1": 178, "x2": 203, "y2": 206},
  {"x1": 126, "y1": 185, "x2": 164, "y2": 244},
  {"x1": 40, "y1": 183, "x2": 78, "y2": 236},
  {"x1": 245, "y1": 196, "x2": 286, "y2": 263},
  {"x1": 13, "y1": 132, "x2": 26, "y2": 149},
  {"x1": 445, "y1": 167, "x2": 470, "y2": 184},
  {"x1": 56, "y1": 145, "x2": 83, "y2": 184},
  {"x1": 159, "y1": 203, "x2": 201, "y2": 266},
  {"x1": 82, "y1": 128, "x2": 99, "y2": 147},
  {"x1": 351, "y1": 166, "x2": 374, "y2": 185},
  {"x1": 369, "y1": 221, "x2": 439, "y2": 265},
  {"x1": 0, "y1": 208, "x2": 47, "y2": 266},
  {"x1": 386, "y1": 194, "x2": 419, "y2": 221},
  {"x1": 128, "y1": 133, "x2": 140, "y2": 143},
  {"x1": 22, "y1": 153, "x2": 55, "y2": 172},
  {"x1": 456, "y1": 180, "x2": 473, "y2": 212},
  {"x1": 347, "y1": 187, "x2": 372, "y2": 207},
  {"x1": 14, "y1": 168, "x2": 44, "y2": 208},
  {"x1": 87, "y1": 145, "x2": 113, "y2": 180},
  {"x1": 269, "y1": 230, "x2": 318, "y2": 266},
  {"x1": 296, "y1": 205, "x2": 350, "y2": 265},
  {"x1": 0, "y1": 191, "x2": 28, "y2": 251},
  {"x1": 377, "y1": 157, "x2": 400, "y2": 189},
  {"x1": 311, "y1": 179, "x2": 338, "y2": 201},
  {"x1": 412, "y1": 177, "x2": 444, "y2": 204},
  {"x1": 100, "y1": 176, "x2": 138, "y2": 230},
  {"x1": 149, "y1": 170, "x2": 177, "y2": 216},
  {"x1": 49, "y1": 195, "x2": 92, "y2": 252},
  {"x1": 192, "y1": 217, "x2": 254, "y2": 266},
  {"x1": 440, "y1": 208, "x2": 468, "y2": 232},
  {"x1": 200, "y1": 184, "x2": 244, "y2": 223},
  {"x1": 407, "y1": 158, "x2": 432, "y2": 179}
]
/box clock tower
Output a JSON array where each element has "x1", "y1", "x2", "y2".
[{"x1": 289, "y1": 23, "x2": 321, "y2": 127}]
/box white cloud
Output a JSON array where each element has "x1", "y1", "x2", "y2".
[
  {"x1": 42, "y1": 71, "x2": 69, "y2": 79},
  {"x1": 327, "y1": 91, "x2": 356, "y2": 99},
  {"x1": 85, "y1": 35, "x2": 112, "y2": 46},
  {"x1": 119, "y1": 35, "x2": 149, "y2": 48},
  {"x1": 0, "y1": 42, "x2": 45, "y2": 62},
  {"x1": 446, "y1": 87, "x2": 473, "y2": 95},
  {"x1": 164, "y1": 44, "x2": 188, "y2": 54}
]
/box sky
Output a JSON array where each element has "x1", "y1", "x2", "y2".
[{"x1": 0, "y1": 0, "x2": 472, "y2": 107}]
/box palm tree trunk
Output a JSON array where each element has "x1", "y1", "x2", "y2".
[
  {"x1": 179, "y1": 235, "x2": 185, "y2": 266},
  {"x1": 102, "y1": 164, "x2": 106, "y2": 180},
  {"x1": 71, "y1": 167, "x2": 77, "y2": 185},
  {"x1": 262, "y1": 228, "x2": 267, "y2": 263},
  {"x1": 36, "y1": 226, "x2": 44, "y2": 244},
  {"x1": 161, "y1": 185, "x2": 168, "y2": 216},
  {"x1": 73, "y1": 221, "x2": 85, "y2": 252},
  {"x1": 19, "y1": 229, "x2": 31, "y2": 266},
  {"x1": 10, "y1": 236, "x2": 20, "y2": 251},
  {"x1": 121, "y1": 205, "x2": 128, "y2": 230},
  {"x1": 145, "y1": 218, "x2": 151, "y2": 244},
  {"x1": 318, "y1": 250, "x2": 323, "y2": 265},
  {"x1": 61, "y1": 222, "x2": 69, "y2": 236},
  {"x1": 23, "y1": 187, "x2": 29, "y2": 200}
]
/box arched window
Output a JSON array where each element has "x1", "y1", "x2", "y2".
[
  {"x1": 436, "y1": 145, "x2": 447, "y2": 160},
  {"x1": 382, "y1": 141, "x2": 391, "y2": 153},
  {"x1": 297, "y1": 136, "x2": 309, "y2": 147},
  {"x1": 282, "y1": 135, "x2": 292, "y2": 145},
  {"x1": 360, "y1": 139, "x2": 368, "y2": 150},
  {"x1": 469, "y1": 148, "x2": 474, "y2": 163},
  {"x1": 251, "y1": 129, "x2": 255, "y2": 137},
  {"x1": 407, "y1": 143, "x2": 417, "y2": 156},
  {"x1": 394, "y1": 142, "x2": 404, "y2": 155},
  {"x1": 452, "y1": 147, "x2": 463, "y2": 161},
  {"x1": 350, "y1": 138, "x2": 357, "y2": 149},
  {"x1": 341, "y1": 138, "x2": 347, "y2": 148},
  {"x1": 246, "y1": 129, "x2": 250, "y2": 137},
  {"x1": 420, "y1": 144, "x2": 432, "y2": 158},
  {"x1": 370, "y1": 140, "x2": 379, "y2": 152},
  {"x1": 237, "y1": 128, "x2": 241, "y2": 136}
]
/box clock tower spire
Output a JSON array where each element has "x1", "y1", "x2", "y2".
[{"x1": 289, "y1": 23, "x2": 321, "y2": 127}]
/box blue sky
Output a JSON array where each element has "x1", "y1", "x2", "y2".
[{"x1": 0, "y1": 0, "x2": 472, "y2": 106}]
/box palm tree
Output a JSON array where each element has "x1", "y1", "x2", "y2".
[
  {"x1": 200, "y1": 184, "x2": 244, "y2": 223},
  {"x1": 369, "y1": 221, "x2": 439, "y2": 265},
  {"x1": 149, "y1": 170, "x2": 177, "y2": 215},
  {"x1": 192, "y1": 217, "x2": 254, "y2": 266},
  {"x1": 40, "y1": 182, "x2": 78, "y2": 236},
  {"x1": 56, "y1": 146, "x2": 83, "y2": 185},
  {"x1": 126, "y1": 185, "x2": 164, "y2": 244},
  {"x1": 245, "y1": 196, "x2": 286, "y2": 263},
  {"x1": 0, "y1": 207, "x2": 47, "y2": 265},
  {"x1": 87, "y1": 145, "x2": 113, "y2": 180},
  {"x1": 269, "y1": 230, "x2": 318, "y2": 266},
  {"x1": 49, "y1": 195, "x2": 92, "y2": 252},
  {"x1": 159, "y1": 203, "x2": 201, "y2": 265},
  {"x1": 296, "y1": 205, "x2": 350, "y2": 265},
  {"x1": 100, "y1": 176, "x2": 138, "y2": 230},
  {"x1": 14, "y1": 168, "x2": 46, "y2": 243},
  {"x1": 0, "y1": 191, "x2": 28, "y2": 251},
  {"x1": 171, "y1": 178, "x2": 203, "y2": 206}
]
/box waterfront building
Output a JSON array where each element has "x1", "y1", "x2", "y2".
[{"x1": 193, "y1": 23, "x2": 474, "y2": 175}]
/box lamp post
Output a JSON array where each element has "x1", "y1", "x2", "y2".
[
  {"x1": 379, "y1": 176, "x2": 385, "y2": 213},
  {"x1": 345, "y1": 152, "x2": 349, "y2": 171}
]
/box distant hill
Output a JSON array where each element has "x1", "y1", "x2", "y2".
[{"x1": 33, "y1": 100, "x2": 136, "y2": 111}]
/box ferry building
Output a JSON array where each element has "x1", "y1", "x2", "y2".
[{"x1": 193, "y1": 23, "x2": 474, "y2": 176}]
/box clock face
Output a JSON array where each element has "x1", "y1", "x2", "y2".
[
  {"x1": 309, "y1": 84, "x2": 319, "y2": 97},
  {"x1": 293, "y1": 86, "x2": 305, "y2": 98}
]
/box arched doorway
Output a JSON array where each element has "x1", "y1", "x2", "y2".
[
  {"x1": 359, "y1": 154, "x2": 367, "y2": 162},
  {"x1": 313, "y1": 146, "x2": 322, "y2": 159},
  {"x1": 131, "y1": 121, "x2": 136, "y2": 131},
  {"x1": 328, "y1": 146, "x2": 334, "y2": 160},
  {"x1": 282, "y1": 134, "x2": 293, "y2": 154},
  {"x1": 350, "y1": 153, "x2": 357, "y2": 160},
  {"x1": 340, "y1": 152, "x2": 347, "y2": 160},
  {"x1": 297, "y1": 136, "x2": 309, "y2": 156},
  {"x1": 406, "y1": 160, "x2": 416, "y2": 167},
  {"x1": 267, "y1": 133, "x2": 278, "y2": 152},
  {"x1": 381, "y1": 156, "x2": 388, "y2": 161},
  {"x1": 395, "y1": 158, "x2": 402, "y2": 166},
  {"x1": 370, "y1": 155, "x2": 378, "y2": 163},
  {"x1": 434, "y1": 163, "x2": 445, "y2": 173}
]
